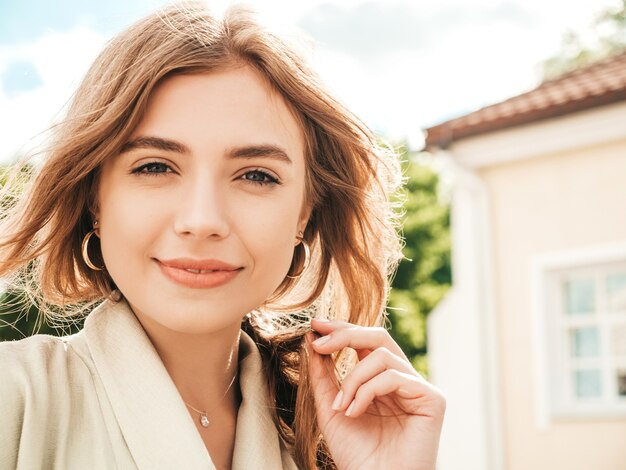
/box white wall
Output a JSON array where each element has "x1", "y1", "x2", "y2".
[
  {"x1": 428, "y1": 156, "x2": 504, "y2": 470},
  {"x1": 428, "y1": 101, "x2": 626, "y2": 470}
]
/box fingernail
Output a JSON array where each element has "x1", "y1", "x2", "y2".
[
  {"x1": 312, "y1": 335, "x2": 330, "y2": 346},
  {"x1": 314, "y1": 318, "x2": 330, "y2": 323},
  {"x1": 345, "y1": 400, "x2": 355, "y2": 417},
  {"x1": 332, "y1": 390, "x2": 343, "y2": 410}
]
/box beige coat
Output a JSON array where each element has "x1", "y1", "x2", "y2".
[{"x1": 0, "y1": 298, "x2": 298, "y2": 469}]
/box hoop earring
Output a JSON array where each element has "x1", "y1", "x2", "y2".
[
  {"x1": 286, "y1": 236, "x2": 310, "y2": 279},
  {"x1": 82, "y1": 229, "x2": 104, "y2": 271}
]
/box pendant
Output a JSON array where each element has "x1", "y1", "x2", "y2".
[{"x1": 200, "y1": 413, "x2": 210, "y2": 428}]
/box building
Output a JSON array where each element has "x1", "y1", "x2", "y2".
[{"x1": 425, "y1": 51, "x2": 626, "y2": 470}]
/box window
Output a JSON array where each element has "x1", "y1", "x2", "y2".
[{"x1": 534, "y1": 247, "x2": 626, "y2": 422}]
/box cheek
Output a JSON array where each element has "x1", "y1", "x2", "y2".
[
  {"x1": 97, "y1": 187, "x2": 164, "y2": 269},
  {"x1": 238, "y1": 193, "x2": 302, "y2": 278},
  {"x1": 246, "y1": 227, "x2": 298, "y2": 301}
]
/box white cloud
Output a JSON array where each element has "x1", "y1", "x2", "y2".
[
  {"x1": 0, "y1": 0, "x2": 621, "y2": 163},
  {"x1": 304, "y1": 0, "x2": 621, "y2": 148},
  {"x1": 0, "y1": 27, "x2": 107, "y2": 163}
]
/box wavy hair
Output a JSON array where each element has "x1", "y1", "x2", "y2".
[{"x1": 0, "y1": 3, "x2": 405, "y2": 468}]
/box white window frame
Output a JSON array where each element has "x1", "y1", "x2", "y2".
[{"x1": 532, "y1": 241, "x2": 626, "y2": 429}]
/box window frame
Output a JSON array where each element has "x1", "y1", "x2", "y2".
[{"x1": 532, "y1": 242, "x2": 626, "y2": 429}]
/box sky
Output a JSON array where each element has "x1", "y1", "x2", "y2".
[{"x1": 0, "y1": 0, "x2": 621, "y2": 161}]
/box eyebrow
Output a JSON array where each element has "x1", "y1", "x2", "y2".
[
  {"x1": 120, "y1": 136, "x2": 292, "y2": 165},
  {"x1": 227, "y1": 144, "x2": 293, "y2": 165},
  {"x1": 120, "y1": 136, "x2": 187, "y2": 154}
]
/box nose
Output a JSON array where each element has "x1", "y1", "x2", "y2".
[{"x1": 173, "y1": 175, "x2": 230, "y2": 240}]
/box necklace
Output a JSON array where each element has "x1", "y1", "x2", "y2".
[{"x1": 183, "y1": 371, "x2": 238, "y2": 428}]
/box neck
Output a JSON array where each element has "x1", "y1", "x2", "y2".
[{"x1": 131, "y1": 307, "x2": 243, "y2": 414}]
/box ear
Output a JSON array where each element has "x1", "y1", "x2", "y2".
[
  {"x1": 86, "y1": 170, "x2": 104, "y2": 222},
  {"x1": 87, "y1": 211, "x2": 100, "y2": 237},
  {"x1": 297, "y1": 204, "x2": 312, "y2": 235},
  {"x1": 87, "y1": 200, "x2": 100, "y2": 226},
  {"x1": 91, "y1": 212, "x2": 100, "y2": 225}
]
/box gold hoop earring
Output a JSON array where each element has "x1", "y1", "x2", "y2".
[
  {"x1": 286, "y1": 236, "x2": 310, "y2": 279},
  {"x1": 82, "y1": 229, "x2": 104, "y2": 271}
]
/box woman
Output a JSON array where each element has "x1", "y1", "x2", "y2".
[{"x1": 0, "y1": 3, "x2": 445, "y2": 470}]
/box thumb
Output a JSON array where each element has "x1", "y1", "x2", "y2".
[{"x1": 304, "y1": 332, "x2": 339, "y2": 423}]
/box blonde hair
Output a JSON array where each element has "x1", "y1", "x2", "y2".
[{"x1": 0, "y1": 3, "x2": 404, "y2": 468}]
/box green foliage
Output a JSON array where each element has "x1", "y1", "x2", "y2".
[
  {"x1": 386, "y1": 144, "x2": 451, "y2": 377},
  {"x1": 0, "y1": 289, "x2": 84, "y2": 341},
  {"x1": 541, "y1": 0, "x2": 626, "y2": 80},
  {"x1": 0, "y1": 150, "x2": 453, "y2": 377},
  {"x1": 0, "y1": 161, "x2": 85, "y2": 341}
]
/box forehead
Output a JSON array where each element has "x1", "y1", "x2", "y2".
[{"x1": 129, "y1": 66, "x2": 305, "y2": 164}]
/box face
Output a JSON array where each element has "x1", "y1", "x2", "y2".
[{"x1": 96, "y1": 66, "x2": 310, "y2": 335}]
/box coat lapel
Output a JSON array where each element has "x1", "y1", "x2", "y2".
[
  {"x1": 83, "y1": 298, "x2": 296, "y2": 469},
  {"x1": 233, "y1": 332, "x2": 292, "y2": 469},
  {"x1": 84, "y1": 298, "x2": 213, "y2": 469}
]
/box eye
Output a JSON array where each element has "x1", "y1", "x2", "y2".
[
  {"x1": 130, "y1": 161, "x2": 174, "y2": 176},
  {"x1": 241, "y1": 169, "x2": 281, "y2": 186}
]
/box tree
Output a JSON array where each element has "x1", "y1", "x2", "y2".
[
  {"x1": 541, "y1": 0, "x2": 626, "y2": 80},
  {"x1": 0, "y1": 288, "x2": 85, "y2": 341},
  {"x1": 386, "y1": 144, "x2": 451, "y2": 377},
  {"x1": 0, "y1": 150, "x2": 453, "y2": 373},
  {"x1": 0, "y1": 164, "x2": 85, "y2": 341}
]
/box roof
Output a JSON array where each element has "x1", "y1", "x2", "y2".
[{"x1": 425, "y1": 50, "x2": 626, "y2": 149}]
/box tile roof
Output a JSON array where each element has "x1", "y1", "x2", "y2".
[{"x1": 425, "y1": 50, "x2": 626, "y2": 148}]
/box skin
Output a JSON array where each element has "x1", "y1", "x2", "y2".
[
  {"x1": 95, "y1": 64, "x2": 445, "y2": 469},
  {"x1": 308, "y1": 321, "x2": 446, "y2": 470},
  {"x1": 96, "y1": 66, "x2": 310, "y2": 468}
]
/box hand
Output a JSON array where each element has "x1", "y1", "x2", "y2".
[{"x1": 306, "y1": 319, "x2": 446, "y2": 470}]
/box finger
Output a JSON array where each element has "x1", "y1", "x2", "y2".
[
  {"x1": 345, "y1": 369, "x2": 413, "y2": 417},
  {"x1": 346, "y1": 370, "x2": 447, "y2": 419},
  {"x1": 304, "y1": 332, "x2": 341, "y2": 422},
  {"x1": 310, "y1": 318, "x2": 354, "y2": 334},
  {"x1": 311, "y1": 324, "x2": 408, "y2": 360},
  {"x1": 331, "y1": 347, "x2": 418, "y2": 412},
  {"x1": 345, "y1": 369, "x2": 428, "y2": 418},
  {"x1": 310, "y1": 318, "x2": 384, "y2": 339}
]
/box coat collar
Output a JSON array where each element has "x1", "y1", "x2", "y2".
[{"x1": 83, "y1": 297, "x2": 293, "y2": 469}]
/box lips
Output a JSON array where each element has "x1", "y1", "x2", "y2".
[{"x1": 155, "y1": 258, "x2": 243, "y2": 289}]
